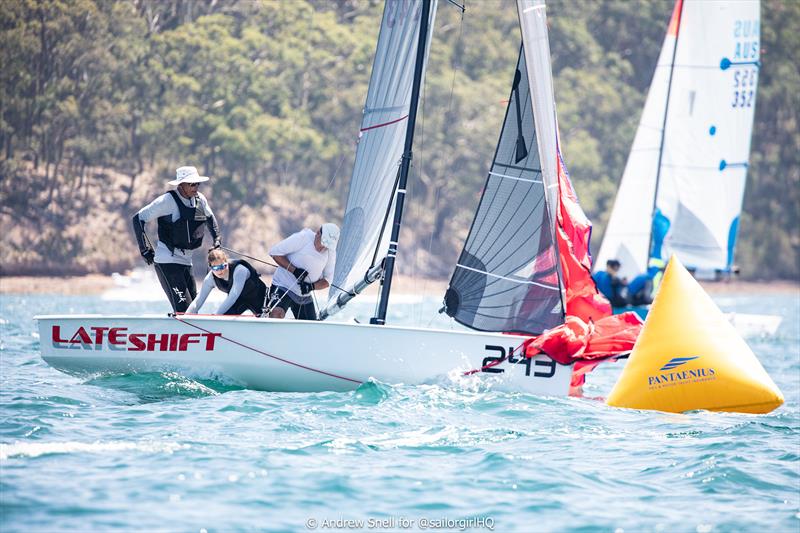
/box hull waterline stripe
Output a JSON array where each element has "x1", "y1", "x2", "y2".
[{"x1": 174, "y1": 317, "x2": 363, "y2": 385}]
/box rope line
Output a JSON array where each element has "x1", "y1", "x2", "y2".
[
  {"x1": 172, "y1": 315, "x2": 363, "y2": 384},
  {"x1": 462, "y1": 336, "x2": 532, "y2": 376}
]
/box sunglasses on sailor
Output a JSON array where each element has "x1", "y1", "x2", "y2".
[{"x1": 210, "y1": 262, "x2": 228, "y2": 272}]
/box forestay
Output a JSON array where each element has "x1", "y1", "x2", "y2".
[
  {"x1": 443, "y1": 0, "x2": 565, "y2": 336},
  {"x1": 597, "y1": 0, "x2": 760, "y2": 280},
  {"x1": 328, "y1": 0, "x2": 437, "y2": 306}
]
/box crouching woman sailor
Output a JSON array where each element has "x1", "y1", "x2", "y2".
[
  {"x1": 267, "y1": 223, "x2": 339, "y2": 321},
  {"x1": 186, "y1": 249, "x2": 267, "y2": 315}
]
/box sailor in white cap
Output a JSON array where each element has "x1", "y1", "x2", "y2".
[
  {"x1": 132, "y1": 166, "x2": 222, "y2": 313},
  {"x1": 267, "y1": 223, "x2": 339, "y2": 320}
]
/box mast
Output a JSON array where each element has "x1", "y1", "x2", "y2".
[
  {"x1": 371, "y1": 0, "x2": 432, "y2": 325},
  {"x1": 646, "y1": 0, "x2": 684, "y2": 267}
]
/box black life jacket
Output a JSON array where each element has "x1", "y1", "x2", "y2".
[
  {"x1": 157, "y1": 190, "x2": 207, "y2": 253},
  {"x1": 213, "y1": 260, "x2": 264, "y2": 302}
]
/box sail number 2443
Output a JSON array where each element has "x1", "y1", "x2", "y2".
[{"x1": 482, "y1": 345, "x2": 556, "y2": 378}]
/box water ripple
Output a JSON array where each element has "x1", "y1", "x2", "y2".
[{"x1": 0, "y1": 294, "x2": 797, "y2": 531}]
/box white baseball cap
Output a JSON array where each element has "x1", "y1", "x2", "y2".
[
  {"x1": 169, "y1": 166, "x2": 210, "y2": 186},
  {"x1": 320, "y1": 223, "x2": 340, "y2": 249}
]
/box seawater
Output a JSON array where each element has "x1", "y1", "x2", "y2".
[{"x1": 1, "y1": 293, "x2": 799, "y2": 532}]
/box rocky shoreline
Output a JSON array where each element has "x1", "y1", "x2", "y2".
[
  {"x1": 0, "y1": 273, "x2": 450, "y2": 296},
  {"x1": 0, "y1": 273, "x2": 796, "y2": 296},
  {"x1": 0, "y1": 275, "x2": 117, "y2": 295}
]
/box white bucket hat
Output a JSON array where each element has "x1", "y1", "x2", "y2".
[
  {"x1": 169, "y1": 166, "x2": 210, "y2": 186},
  {"x1": 320, "y1": 223, "x2": 340, "y2": 249}
]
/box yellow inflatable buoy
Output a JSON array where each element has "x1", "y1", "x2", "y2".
[{"x1": 606, "y1": 256, "x2": 784, "y2": 414}]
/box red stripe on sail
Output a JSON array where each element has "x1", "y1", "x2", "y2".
[
  {"x1": 554, "y1": 145, "x2": 612, "y2": 322},
  {"x1": 667, "y1": 0, "x2": 684, "y2": 37},
  {"x1": 360, "y1": 114, "x2": 408, "y2": 133}
]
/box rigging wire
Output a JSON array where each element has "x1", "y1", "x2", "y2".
[
  {"x1": 173, "y1": 315, "x2": 361, "y2": 383},
  {"x1": 322, "y1": 149, "x2": 349, "y2": 196},
  {"x1": 421, "y1": 2, "x2": 467, "y2": 328},
  {"x1": 445, "y1": 0, "x2": 466, "y2": 12},
  {"x1": 411, "y1": 48, "x2": 428, "y2": 326},
  {"x1": 279, "y1": 7, "x2": 315, "y2": 193},
  {"x1": 221, "y1": 246, "x2": 278, "y2": 268},
  {"x1": 221, "y1": 246, "x2": 351, "y2": 296}
]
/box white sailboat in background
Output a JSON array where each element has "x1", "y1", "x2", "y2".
[
  {"x1": 38, "y1": 0, "x2": 594, "y2": 394},
  {"x1": 595, "y1": 0, "x2": 780, "y2": 336},
  {"x1": 597, "y1": 0, "x2": 760, "y2": 280}
]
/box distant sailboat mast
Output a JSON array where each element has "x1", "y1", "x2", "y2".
[{"x1": 646, "y1": 0, "x2": 684, "y2": 271}]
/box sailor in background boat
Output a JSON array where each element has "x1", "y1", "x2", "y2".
[
  {"x1": 592, "y1": 259, "x2": 629, "y2": 307},
  {"x1": 131, "y1": 166, "x2": 222, "y2": 313},
  {"x1": 185, "y1": 249, "x2": 267, "y2": 315},
  {"x1": 627, "y1": 259, "x2": 666, "y2": 306},
  {"x1": 267, "y1": 223, "x2": 339, "y2": 320}
]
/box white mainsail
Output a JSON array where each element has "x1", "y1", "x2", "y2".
[
  {"x1": 597, "y1": 0, "x2": 760, "y2": 281},
  {"x1": 328, "y1": 0, "x2": 437, "y2": 307}
]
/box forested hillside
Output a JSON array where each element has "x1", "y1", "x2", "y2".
[{"x1": 1, "y1": 0, "x2": 797, "y2": 280}]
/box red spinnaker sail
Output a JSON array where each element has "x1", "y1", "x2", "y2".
[
  {"x1": 521, "y1": 146, "x2": 643, "y2": 391},
  {"x1": 554, "y1": 147, "x2": 612, "y2": 322},
  {"x1": 523, "y1": 312, "x2": 644, "y2": 390},
  {"x1": 523, "y1": 313, "x2": 643, "y2": 365}
]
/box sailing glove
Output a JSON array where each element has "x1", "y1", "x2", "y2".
[
  {"x1": 212, "y1": 238, "x2": 221, "y2": 249},
  {"x1": 141, "y1": 249, "x2": 155, "y2": 265},
  {"x1": 292, "y1": 268, "x2": 309, "y2": 281},
  {"x1": 299, "y1": 281, "x2": 314, "y2": 295}
]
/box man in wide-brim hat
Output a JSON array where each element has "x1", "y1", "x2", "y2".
[{"x1": 132, "y1": 166, "x2": 222, "y2": 313}]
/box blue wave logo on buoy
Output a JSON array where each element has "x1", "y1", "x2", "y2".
[
  {"x1": 659, "y1": 356, "x2": 700, "y2": 371},
  {"x1": 648, "y1": 356, "x2": 716, "y2": 389}
]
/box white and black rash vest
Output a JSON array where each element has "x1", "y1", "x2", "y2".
[
  {"x1": 156, "y1": 190, "x2": 209, "y2": 253},
  {"x1": 212, "y1": 260, "x2": 264, "y2": 302}
]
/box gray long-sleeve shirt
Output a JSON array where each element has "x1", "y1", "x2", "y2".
[
  {"x1": 136, "y1": 191, "x2": 216, "y2": 266},
  {"x1": 186, "y1": 264, "x2": 251, "y2": 314}
]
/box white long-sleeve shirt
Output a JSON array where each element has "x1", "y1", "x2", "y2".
[
  {"x1": 269, "y1": 228, "x2": 336, "y2": 297},
  {"x1": 136, "y1": 191, "x2": 215, "y2": 266},
  {"x1": 186, "y1": 264, "x2": 251, "y2": 314}
]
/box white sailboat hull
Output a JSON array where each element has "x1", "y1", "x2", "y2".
[
  {"x1": 35, "y1": 315, "x2": 573, "y2": 395},
  {"x1": 726, "y1": 313, "x2": 782, "y2": 338}
]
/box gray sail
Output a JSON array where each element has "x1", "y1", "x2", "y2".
[
  {"x1": 326, "y1": 0, "x2": 438, "y2": 310},
  {"x1": 443, "y1": 46, "x2": 564, "y2": 335}
]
